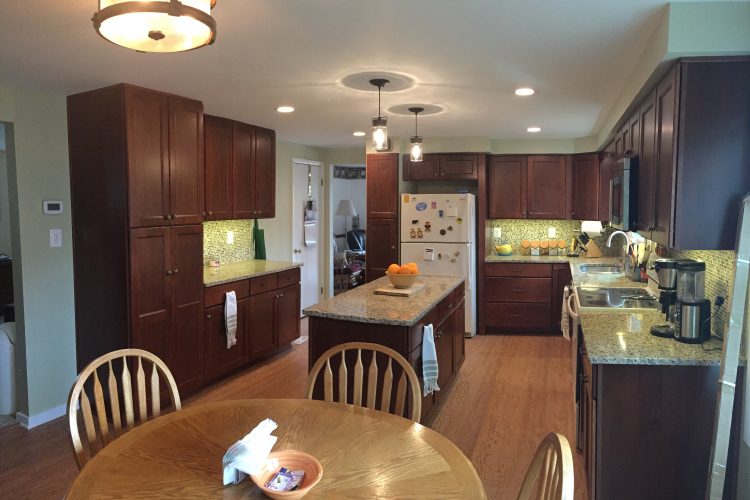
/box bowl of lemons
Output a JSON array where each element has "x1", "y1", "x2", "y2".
[{"x1": 385, "y1": 263, "x2": 420, "y2": 289}]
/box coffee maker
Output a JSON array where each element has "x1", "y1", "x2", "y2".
[
  {"x1": 673, "y1": 260, "x2": 711, "y2": 343},
  {"x1": 650, "y1": 258, "x2": 679, "y2": 338}
]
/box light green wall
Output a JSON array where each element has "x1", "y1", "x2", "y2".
[
  {"x1": 0, "y1": 86, "x2": 76, "y2": 419},
  {"x1": 322, "y1": 146, "x2": 365, "y2": 166},
  {"x1": 0, "y1": 150, "x2": 11, "y2": 256},
  {"x1": 668, "y1": 2, "x2": 750, "y2": 56}
]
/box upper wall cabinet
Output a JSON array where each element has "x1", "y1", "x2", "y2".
[
  {"x1": 403, "y1": 153, "x2": 479, "y2": 181},
  {"x1": 608, "y1": 58, "x2": 750, "y2": 250},
  {"x1": 488, "y1": 155, "x2": 570, "y2": 220},
  {"x1": 367, "y1": 153, "x2": 399, "y2": 219},
  {"x1": 204, "y1": 115, "x2": 276, "y2": 220},
  {"x1": 125, "y1": 86, "x2": 205, "y2": 227},
  {"x1": 570, "y1": 154, "x2": 601, "y2": 221}
]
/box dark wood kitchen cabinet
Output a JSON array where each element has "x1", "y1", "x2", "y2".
[
  {"x1": 366, "y1": 218, "x2": 398, "y2": 281},
  {"x1": 129, "y1": 225, "x2": 204, "y2": 394},
  {"x1": 570, "y1": 154, "x2": 600, "y2": 220},
  {"x1": 249, "y1": 289, "x2": 278, "y2": 360},
  {"x1": 635, "y1": 90, "x2": 657, "y2": 234},
  {"x1": 651, "y1": 64, "x2": 679, "y2": 247},
  {"x1": 204, "y1": 115, "x2": 276, "y2": 220},
  {"x1": 366, "y1": 153, "x2": 399, "y2": 282},
  {"x1": 527, "y1": 156, "x2": 569, "y2": 219},
  {"x1": 249, "y1": 271, "x2": 301, "y2": 360},
  {"x1": 488, "y1": 156, "x2": 527, "y2": 219},
  {"x1": 203, "y1": 298, "x2": 249, "y2": 382},
  {"x1": 403, "y1": 153, "x2": 479, "y2": 180},
  {"x1": 402, "y1": 154, "x2": 441, "y2": 180},
  {"x1": 484, "y1": 263, "x2": 555, "y2": 332}
]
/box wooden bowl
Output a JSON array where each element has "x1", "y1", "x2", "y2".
[
  {"x1": 385, "y1": 272, "x2": 418, "y2": 289},
  {"x1": 250, "y1": 450, "x2": 323, "y2": 499}
]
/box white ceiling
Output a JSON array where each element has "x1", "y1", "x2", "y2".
[{"x1": 0, "y1": 1, "x2": 681, "y2": 147}]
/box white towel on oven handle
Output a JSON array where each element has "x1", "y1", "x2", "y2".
[{"x1": 225, "y1": 291, "x2": 238, "y2": 349}]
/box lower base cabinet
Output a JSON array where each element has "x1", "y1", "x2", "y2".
[
  {"x1": 203, "y1": 298, "x2": 249, "y2": 381},
  {"x1": 250, "y1": 282, "x2": 301, "y2": 360}
]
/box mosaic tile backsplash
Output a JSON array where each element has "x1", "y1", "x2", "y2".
[
  {"x1": 486, "y1": 219, "x2": 620, "y2": 257},
  {"x1": 203, "y1": 220, "x2": 254, "y2": 264}
]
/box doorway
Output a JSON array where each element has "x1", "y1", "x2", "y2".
[
  {"x1": 292, "y1": 160, "x2": 322, "y2": 312},
  {"x1": 330, "y1": 164, "x2": 366, "y2": 295}
]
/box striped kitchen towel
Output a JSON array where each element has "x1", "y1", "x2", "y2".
[
  {"x1": 225, "y1": 291, "x2": 238, "y2": 349},
  {"x1": 422, "y1": 323, "x2": 440, "y2": 396}
]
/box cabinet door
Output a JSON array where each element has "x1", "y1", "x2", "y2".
[
  {"x1": 232, "y1": 122, "x2": 255, "y2": 219},
  {"x1": 276, "y1": 283, "x2": 300, "y2": 347},
  {"x1": 551, "y1": 264, "x2": 572, "y2": 330},
  {"x1": 366, "y1": 153, "x2": 398, "y2": 219},
  {"x1": 598, "y1": 154, "x2": 612, "y2": 223},
  {"x1": 434, "y1": 320, "x2": 454, "y2": 389},
  {"x1": 168, "y1": 224, "x2": 204, "y2": 394},
  {"x1": 570, "y1": 154, "x2": 600, "y2": 220},
  {"x1": 621, "y1": 125, "x2": 630, "y2": 155},
  {"x1": 439, "y1": 154, "x2": 478, "y2": 179},
  {"x1": 403, "y1": 154, "x2": 440, "y2": 181},
  {"x1": 488, "y1": 156, "x2": 527, "y2": 219},
  {"x1": 366, "y1": 218, "x2": 398, "y2": 282},
  {"x1": 652, "y1": 65, "x2": 679, "y2": 247},
  {"x1": 168, "y1": 97, "x2": 204, "y2": 225},
  {"x1": 125, "y1": 88, "x2": 170, "y2": 227},
  {"x1": 203, "y1": 299, "x2": 249, "y2": 381},
  {"x1": 614, "y1": 135, "x2": 623, "y2": 155},
  {"x1": 637, "y1": 90, "x2": 657, "y2": 234},
  {"x1": 204, "y1": 115, "x2": 233, "y2": 220},
  {"x1": 628, "y1": 113, "x2": 640, "y2": 157},
  {"x1": 249, "y1": 288, "x2": 277, "y2": 360},
  {"x1": 527, "y1": 156, "x2": 567, "y2": 219},
  {"x1": 253, "y1": 127, "x2": 276, "y2": 218},
  {"x1": 129, "y1": 227, "x2": 171, "y2": 360},
  {"x1": 453, "y1": 302, "x2": 465, "y2": 374}
]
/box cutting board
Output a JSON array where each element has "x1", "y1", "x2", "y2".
[{"x1": 373, "y1": 282, "x2": 426, "y2": 297}]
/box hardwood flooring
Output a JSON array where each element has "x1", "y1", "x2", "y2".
[{"x1": 0, "y1": 321, "x2": 585, "y2": 499}]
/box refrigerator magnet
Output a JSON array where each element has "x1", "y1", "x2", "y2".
[
  {"x1": 410, "y1": 228, "x2": 417, "y2": 238},
  {"x1": 403, "y1": 194, "x2": 410, "y2": 203},
  {"x1": 416, "y1": 202, "x2": 427, "y2": 211},
  {"x1": 411, "y1": 219, "x2": 419, "y2": 225},
  {"x1": 431, "y1": 202, "x2": 437, "y2": 209},
  {"x1": 438, "y1": 210, "x2": 444, "y2": 217},
  {"x1": 417, "y1": 228, "x2": 423, "y2": 238},
  {"x1": 457, "y1": 217, "x2": 463, "y2": 224},
  {"x1": 424, "y1": 222, "x2": 432, "y2": 231}
]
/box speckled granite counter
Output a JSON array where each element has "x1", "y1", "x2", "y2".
[
  {"x1": 204, "y1": 260, "x2": 301, "y2": 287},
  {"x1": 303, "y1": 275, "x2": 464, "y2": 326},
  {"x1": 485, "y1": 254, "x2": 574, "y2": 264}
]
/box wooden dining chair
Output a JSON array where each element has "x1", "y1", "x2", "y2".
[
  {"x1": 306, "y1": 342, "x2": 422, "y2": 422},
  {"x1": 517, "y1": 432, "x2": 574, "y2": 500},
  {"x1": 66, "y1": 348, "x2": 182, "y2": 469}
]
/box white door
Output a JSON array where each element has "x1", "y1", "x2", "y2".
[{"x1": 293, "y1": 161, "x2": 322, "y2": 312}]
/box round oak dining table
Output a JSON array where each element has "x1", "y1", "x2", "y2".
[{"x1": 66, "y1": 399, "x2": 486, "y2": 499}]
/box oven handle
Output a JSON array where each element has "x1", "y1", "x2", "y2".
[{"x1": 567, "y1": 289, "x2": 579, "y2": 320}]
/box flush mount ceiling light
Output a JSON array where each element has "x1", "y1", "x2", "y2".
[
  {"x1": 409, "y1": 107, "x2": 424, "y2": 162},
  {"x1": 527, "y1": 126, "x2": 542, "y2": 133},
  {"x1": 276, "y1": 106, "x2": 295, "y2": 113},
  {"x1": 92, "y1": 0, "x2": 217, "y2": 53},
  {"x1": 352, "y1": 131, "x2": 366, "y2": 137},
  {"x1": 369, "y1": 78, "x2": 390, "y2": 151},
  {"x1": 515, "y1": 87, "x2": 535, "y2": 96}
]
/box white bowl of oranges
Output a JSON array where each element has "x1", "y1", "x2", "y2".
[{"x1": 385, "y1": 262, "x2": 420, "y2": 289}]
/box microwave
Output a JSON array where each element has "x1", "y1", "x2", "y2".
[{"x1": 609, "y1": 157, "x2": 638, "y2": 231}]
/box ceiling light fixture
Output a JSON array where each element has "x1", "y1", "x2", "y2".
[
  {"x1": 276, "y1": 106, "x2": 295, "y2": 113},
  {"x1": 515, "y1": 87, "x2": 535, "y2": 96},
  {"x1": 408, "y1": 107, "x2": 424, "y2": 162},
  {"x1": 92, "y1": 0, "x2": 217, "y2": 53},
  {"x1": 352, "y1": 131, "x2": 366, "y2": 137},
  {"x1": 527, "y1": 126, "x2": 541, "y2": 133},
  {"x1": 369, "y1": 78, "x2": 390, "y2": 151}
]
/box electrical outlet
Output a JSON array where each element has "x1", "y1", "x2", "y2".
[
  {"x1": 493, "y1": 227, "x2": 502, "y2": 238},
  {"x1": 226, "y1": 230, "x2": 234, "y2": 245},
  {"x1": 50, "y1": 228, "x2": 62, "y2": 248},
  {"x1": 548, "y1": 227, "x2": 557, "y2": 238}
]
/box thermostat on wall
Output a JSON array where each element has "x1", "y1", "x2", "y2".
[{"x1": 43, "y1": 200, "x2": 64, "y2": 215}]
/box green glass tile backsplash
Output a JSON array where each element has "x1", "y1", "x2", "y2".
[{"x1": 203, "y1": 220, "x2": 254, "y2": 264}]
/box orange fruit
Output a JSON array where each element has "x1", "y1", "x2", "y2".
[
  {"x1": 406, "y1": 262, "x2": 419, "y2": 273},
  {"x1": 398, "y1": 265, "x2": 413, "y2": 274},
  {"x1": 387, "y1": 263, "x2": 400, "y2": 274}
]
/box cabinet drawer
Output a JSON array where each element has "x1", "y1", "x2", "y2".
[
  {"x1": 250, "y1": 273, "x2": 279, "y2": 295},
  {"x1": 277, "y1": 268, "x2": 300, "y2": 289},
  {"x1": 485, "y1": 263, "x2": 552, "y2": 278},
  {"x1": 484, "y1": 303, "x2": 551, "y2": 329},
  {"x1": 484, "y1": 277, "x2": 552, "y2": 303},
  {"x1": 204, "y1": 280, "x2": 250, "y2": 307}
]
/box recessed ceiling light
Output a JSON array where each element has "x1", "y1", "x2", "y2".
[
  {"x1": 527, "y1": 127, "x2": 541, "y2": 133},
  {"x1": 515, "y1": 87, "x2": 535, "y2": 96},
  {"x1": 276, "y1": 106, "x2": 295, "y2": 113},
  {"x1": 352, "y1": 131, "x2": 366, "y2": 137}
]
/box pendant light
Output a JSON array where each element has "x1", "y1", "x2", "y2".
[
  {"x1": 409, "y1": 107, "x2": 424, "y2": 162},
  {"x1": 370, "y1": 78, "x2": 390, "y2": 151},
  {"x1": 92, "y1": 0, "x2": 217, "y2": 53}
]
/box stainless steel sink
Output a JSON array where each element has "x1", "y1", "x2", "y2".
[
  {"x1": 579, "y1": 263, "x2": 623, "y2": 274},
  {"x1": 575, "y1": 286, "x2": 659, "y2": 312}
]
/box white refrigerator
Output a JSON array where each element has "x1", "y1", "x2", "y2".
[{"x1": 400, "y1": 193, "x2": 476, "y2": 336}]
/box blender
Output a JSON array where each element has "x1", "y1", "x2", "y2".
[{"x1": 673, "y1": 260, "x2": 711, "y2": 343}]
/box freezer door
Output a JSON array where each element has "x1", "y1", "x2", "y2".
[{"x1": 400, "y1": 193, "x2": 475, "y2": 244}]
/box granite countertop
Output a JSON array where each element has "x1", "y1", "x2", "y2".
[
  {"x1": 303, "y1": 275, "x2": 464, "y2": 327},
  {"x1": 204, "y1": 260, "x2": 302, "y2": 287},
  {"x1": 485, "y1": 254, "x2": 574, "y2": 264}
]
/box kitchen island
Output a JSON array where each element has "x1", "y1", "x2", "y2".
[{"x1": 304, "y1": 275, "x2": 465, "y2": 423}]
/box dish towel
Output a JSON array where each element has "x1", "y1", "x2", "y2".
[
  {"x1": 561, "y1": 286, "x2": 571, "y2": 341},
  {"x1": 422, "y1": 324, "x2": 440, "y2": 396},
  {"x1": 225, "y1": 291, "x2": 238, "y2": 349}
]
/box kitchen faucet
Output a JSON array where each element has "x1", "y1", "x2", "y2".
[{"x1": 606, "y1": 230, "x2": 632, "y2": 248}]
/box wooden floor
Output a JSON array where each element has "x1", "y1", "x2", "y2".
[{"x1": 0, "y1": 321, "x2": 585, "y2": 499}]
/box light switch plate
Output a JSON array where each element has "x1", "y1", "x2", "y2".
[
  {"x1": 50, "y1": 228, "x2": 62, "y2": 248},
  {"x1": 493, "y1": 227, "x2": 502, "y2": 238},
  {"x1": 548, "y1": 227, "x2": 557, "y2": 238}
]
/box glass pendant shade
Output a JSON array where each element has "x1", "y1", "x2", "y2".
[
  {"x1": 93, "y1": 0, "x2": 217, "y2": 53},
  {"x1": 410, "y1": 136, "x2": 423, "y2": 162},
  {"x1": 372, "y1": 116, "x2": 388, "y2": 151}
]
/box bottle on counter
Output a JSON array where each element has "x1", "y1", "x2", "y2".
[
  {"x1": 549, "y1": 240, "x2": 558, "y2": 256},
  {"x1": 530, "y1": 240, "x2": 540, "y2": 256},
  {"x1": 540, "y1": 240, "x2": 549, "y2": 256}
]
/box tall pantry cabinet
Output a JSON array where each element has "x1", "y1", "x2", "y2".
[{"x1": 68, "y1": 84, "x2": 205, "y2": 395}]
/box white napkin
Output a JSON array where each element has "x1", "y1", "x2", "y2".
[
  {"x1": 225, "y1": 291, "x2": 238, "y2": 349},
  {"x1": 222, "y1": 419, "x2": 278, "y2": 485},
  {"x1": 561, "y1": 286, "x2": 571, "y2": 341},
  {"x1": 422, "y1": 324, "x2": 440, "y2": 396}
]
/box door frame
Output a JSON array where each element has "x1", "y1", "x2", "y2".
[
  {"x1": 291, "y1": 158, "x2": 326, "y2": 305},
  {"x1": 327, "y1": 163, "x2": 365, "y2": 299}
]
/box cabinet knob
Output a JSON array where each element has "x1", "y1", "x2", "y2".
[
  {"x1": 279, "y1": 293, "x2": 284, "y2": 297},
  {"x1": 207, "y1": 313, "x2": 212, "y2": 319},
  {"x1": 163, "y1": 214, "x2": 170, "y2": 220},
  {"x1": 390, "y1": 245, "x2": 396, "y2": 250},
  {"x1": 208, "y1": 211, "x2": 213, "y2": 216},
  {"x1": 166, "y1": 270, "x2": 173, "y2": 275},
  {"x1": 173, "y1": 268, "x2": 179, "y2": 274}
]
